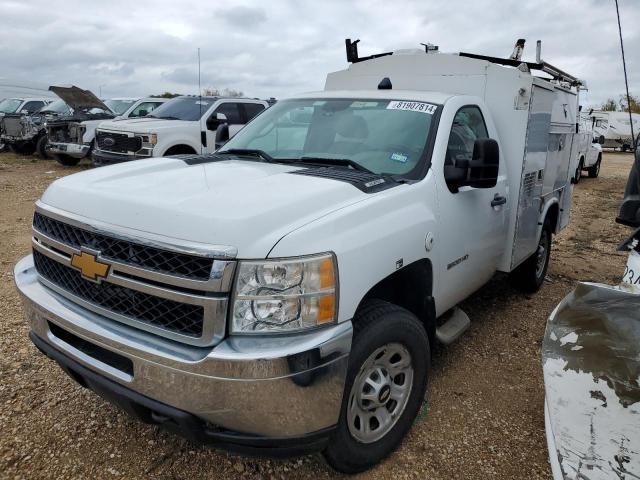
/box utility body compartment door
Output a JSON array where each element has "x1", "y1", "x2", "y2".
[{"x1": 511, "y1": 85, "x2": 553, "y2": 268}]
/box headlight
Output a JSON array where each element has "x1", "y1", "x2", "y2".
[
  {"x1": 231, "y1": 253, "x2": 337, "y2": 334},
  {"x1": 149, "y1": 133, "x2": 157, "y2": 145}
]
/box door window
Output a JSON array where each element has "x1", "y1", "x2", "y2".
[
  {"x1": 129, "y1": 101, "x2": 162, "y2": 117},
  {"x1": 213, "y1": 103, "x2": 242, "y2": 124},
  {"x1": 22, "y1": 101, "x2": 45, "y2": 113},
  {"x1": 243, "y1": 103, "x2": 266, "y2": 122}
]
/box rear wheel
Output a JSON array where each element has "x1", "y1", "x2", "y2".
[
  {"x1": 54, "y1": 154, "x2": 81, "y2": 166},
  {"x1": 510, "y1": 218, "x2": 552, "y2": 293},
  {"x1": 574, "y1": 158, "x2": 583, "y2": 183},
  {"x1": 323, "y1": 300, "x2": 430, "y2": 473},
  {"x1": 588, "y1": 154, "x2": 601, "y2": 178}
]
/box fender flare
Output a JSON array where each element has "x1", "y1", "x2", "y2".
[{"x1": 537, "y1": 197, "x2": 560, "y2": 239}]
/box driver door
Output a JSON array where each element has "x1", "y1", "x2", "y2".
[{"x1": 435, "y1": 105, "x2": 508, "y2": 311}]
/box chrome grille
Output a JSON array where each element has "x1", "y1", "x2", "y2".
[
  {"x1": 96, "y1": 131, "x2": 142, "y2": 153},
  {"x1": 34, "y1": 250, "x2": 204, "y2": 337},
  {"x1": 33, "y1": 212, "x2": 214, "y2": 280},
  {"x1": 30, "y1": 207, "x2": 235, "y2": 346}
]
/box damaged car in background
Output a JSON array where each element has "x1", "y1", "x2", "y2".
[
  {"x1": 45, "y1": 86, "x2": 167, "y2": 166},
  {"x1": 45, "y1": 86, "x2": 115, "y2": 166},
  {"x1": 0, "y1": 99, "x2": 71, "y2": 157},
  {"x1": 0, "y1": 97, "x2": 54, "y2": 151}
]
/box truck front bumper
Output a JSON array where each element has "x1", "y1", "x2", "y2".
[
  {"x1": 47, "y1": 142, "x2": 90, "y2": 158},
  {"x1": 91, "y1": 149, "x2": 149, "y2": 167},
  {"x1": 15, "y1": 255, "x2": 351, "y2": 452}
]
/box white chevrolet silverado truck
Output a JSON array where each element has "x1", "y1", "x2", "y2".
[
  {"x1": 91, "y1": 96, "x2": 268, "y2": 166},
  {"x1": 15, "y1": 40, "x2": 584, "y2": 472}
]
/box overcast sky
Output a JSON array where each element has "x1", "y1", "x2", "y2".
[{"x1": 0, "y1": 0, "x2": 638, "y2": 107}]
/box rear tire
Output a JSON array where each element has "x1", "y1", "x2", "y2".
[
  {"x1": 510, "y1": 218, "x2": 552, "y2": 293},
  {"x1": 588, "y1": 155, "x2": 601, "y2": 178},
  {"x1": 322, "y1": 300, "x2": 430, "y2": 473},
  {"x1": 54, "y1": 154, "x2": 81, "y2": 166},
  {"x1": 574, "y1": 158, "x2": 583, "y2": 183},
  {"x1": 36, "y1": 136, "x2": 50, "y2": 159}
]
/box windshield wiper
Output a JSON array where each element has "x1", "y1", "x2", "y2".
[
  {"x1": 294, "y1": 157, "x2": 374, "y2": 174},
  {"x1": 218, "y1": 149, "x2": 275, "y2": 162}
]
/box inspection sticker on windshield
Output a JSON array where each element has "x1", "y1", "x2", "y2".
[
  {"x1": 387, "y1": 101, "x2": 437, "y2": 114},
  {"x1": 390, "y1": 152, "x2": 408, "y2": 163},
  {"x1": 195, "y1": 101, "x2": 209, "y2": 105}
]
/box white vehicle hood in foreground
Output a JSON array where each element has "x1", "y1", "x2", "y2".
[{"x1": 40, "y1": 158, "x2": 370, "y2": 257}]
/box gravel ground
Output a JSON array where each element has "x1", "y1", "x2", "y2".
[{"x1": 0, "y1": 152, "x2": 635, "y2": 479}]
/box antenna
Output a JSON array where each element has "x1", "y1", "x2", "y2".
[
  {"x1": 198, "y1": 47, "x2": 203, "y2": 155},
  {"x1": 615, "y1": 0, "x2": 636, "y2": 151}
]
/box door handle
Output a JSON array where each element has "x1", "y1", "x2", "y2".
[{"x1": 491, "y1": 194, "x2": 507, "y2": 207}]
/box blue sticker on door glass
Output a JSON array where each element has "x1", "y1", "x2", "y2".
[{"x1": 390, "y1": 152, "x2": 408, "y2": 163}]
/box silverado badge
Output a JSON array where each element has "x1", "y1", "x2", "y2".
[{"x1": 70, "y1": 250, "x2": 110, "y2": 282}]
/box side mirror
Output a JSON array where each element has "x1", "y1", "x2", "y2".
[
  {"x1": 468, "y1": 139, "x2": 499, "y2": 188},
  {"x1": 20, "y1": 109, "x2": 29, "y2": 114},
  {"x1": 444, "y1": 139, "x2": 499, "y2": 192},
  {"x1": 207, "y1": 112, "x2": 228, "y2": 131},
  {"x1": 138, "y1": 109, "x2": 148, "y2": 117},
  {"x1": 598, "y1": 135, "x2": 605, "y2": 145},
  {"x1": 215, "y1": 123, "x2": 230, "y2": 149}
]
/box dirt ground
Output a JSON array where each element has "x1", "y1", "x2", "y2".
[{"x1": 0, "y1": 152, "x2": 635, "y2": 480}]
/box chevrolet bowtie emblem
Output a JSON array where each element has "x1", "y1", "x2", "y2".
[{"x1": 70, "y1": 250, "x2": 110, "y2": 282}]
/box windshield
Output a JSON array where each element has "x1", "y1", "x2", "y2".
[
  {"x1": 39, "y1": 99, "x2": 70, "y2": 114},
  {"x1": 104, "y1": 99, "x2": 137, "y2": 115},
  {"x1": 0, "y1": 98, "x2": 22, "y2": 113},
  {"x1": 219, "y1": 98, "x2": 439, "y2": 176},
  {"x1": 147, "y1": 97, "x2": 212, "y2": 121}
]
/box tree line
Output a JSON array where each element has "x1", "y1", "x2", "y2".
[
  {"x1": 150, "y1": 87, "x2": 244, "y2": 99},
  {"x1": 600, "y1": 94, "x2": 640, "y2": 113}
]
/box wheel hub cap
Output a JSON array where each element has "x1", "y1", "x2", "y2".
[{"x1": 347, "y1": 343, "x2": 414, "y2": 443}]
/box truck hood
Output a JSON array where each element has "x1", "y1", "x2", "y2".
[
  {"x1": 97, "y1": 118, "x2": 193, "y2": 133},
  {"x1": 49, "y1": 85, "x2": 109, "y2": 112},
  {"x1": 40, "y1": 158, "x2": 370, "y2": 258}
]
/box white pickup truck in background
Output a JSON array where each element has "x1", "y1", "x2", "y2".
[
  {"x1": 15, "y1": 39, "x2": 584, "y2": 473},
  {"x1": 573, "y1": 113, "x2": 604, "y2": 182},
  {"x1": 91, "y1": 96, "x2": 268, "y2": 166}
]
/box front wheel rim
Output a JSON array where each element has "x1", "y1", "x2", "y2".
[{"x1": 347, "y1": 343, "x2": 414, "y2": 444}]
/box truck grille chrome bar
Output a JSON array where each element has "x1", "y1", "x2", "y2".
[{"x1": 30, "y1": 205, "x2": 234, "y2": 346}]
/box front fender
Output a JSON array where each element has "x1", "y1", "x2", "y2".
[{"x1": 268, "y1": 176, "x2": 439, "y2": 322}]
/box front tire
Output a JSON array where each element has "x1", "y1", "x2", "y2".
[
  {"x1": 54, "y1": 154, "x2": 81, "y2": 166},
  {"x1": 36, "y1": 136, "x2": 50, "y2": 159},
  {"x1": 323, "y1": 300, "x2": 430, "y2": 473},
  {"x1": 588, "y1": 155, "x2": 601, "y2": 178},
  {"x1": 510, "y1": 219, "x2": 552, "y2": 293}
]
